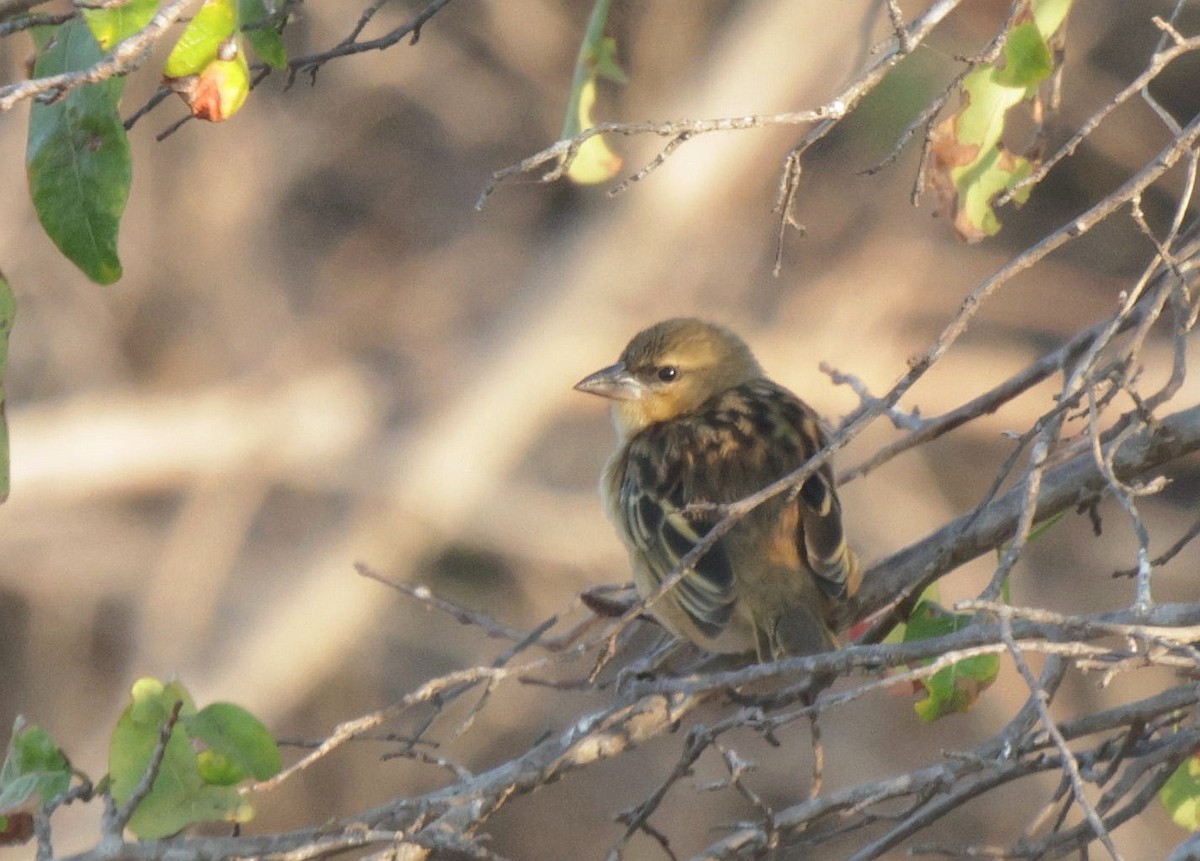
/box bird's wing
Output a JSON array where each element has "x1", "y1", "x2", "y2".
[
  {"x1": 618, "y1": 448, "x2": 736, "y2": 638},
  {"x1": 795, "y1": 461, "x2": 857, "y2": 599},
  {"x1": 771, "y1": 387, "x2": 860, "y2": 601}
]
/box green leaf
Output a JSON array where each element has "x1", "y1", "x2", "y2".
[
  {"x1": 108, "y1": 678, "x2": 267, "y2": 838},
  {"x1": 905, "y1": 601, "x2": 1001, "y2": 723},
  {"x1": 926, "y1": 1, "x2": 1074, "y2": 242},
  {"x1": 1162, "y1": 755, "x2": 1200, "y2": 831},
  {"x1": 0, "y1": 273, "x2": 13, "y2": 503},
  {"x1": 956, "y1": 145, "x2": 1034, "y2": 238},
  {"x1": 0, "y1": 721, "x2": 72, "y2": 819},
  {"x1": 164, "y1": 0, "x2": 239, "y2": 78},
  {"x1": 1032, "y1": 0, "x2": 1073, "y2": 39},
  {"x1": 26, "y1": 21, "x2": 130, "y2": 284},
  {"x1": 184, "y1": 703, "x2": 280, "y2": 784},
  {"x1": 239, "y1": 0, "x2": 287, "y2": 70},
  {"x1": 995, "y1": 21, "x2": 1053, "y2": 89},
  {"x1": 82, "y1": 0, "x2": 158, "y2": 50}
]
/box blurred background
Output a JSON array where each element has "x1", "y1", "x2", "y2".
[{"x1": 1, "y1": 1, "x2": 1199, "y2": 858}]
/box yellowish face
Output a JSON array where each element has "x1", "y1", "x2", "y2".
[{"x1": 575, "y1": 318, "x2": 762, "y2": 437}]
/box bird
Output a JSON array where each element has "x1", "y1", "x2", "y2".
[{"x1": 575, "y1": 318, "x2": 859, "y2": 660}]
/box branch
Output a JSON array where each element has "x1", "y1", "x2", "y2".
[
  {"x1": 846, "y1": 402, "x2": 1200, "y2": 627},
  {"x1": 0, "y1": 0, "x2": 196, "y2": 111},
  {"x1": 477, "y1": 0, "x2": 968, "y2": 208}
]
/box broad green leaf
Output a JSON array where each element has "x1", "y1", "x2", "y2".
[
  {"x1": 108, "y1": 679, "x2": 265, "y2": 838},
  {"x1": 0, "y1": 721, "x2": 71, "y2": 817},
  {"x1": 0, "y1": 273, "x2": 12, "y2": 503},
  {"x1": 164, "y1": 0, "x2": 238, "y2": 78},
  {"x1": 184, "y1": 703, "x2": 280, "y2": 784},
  {"x1": 240, "y1": 0, "x2": 287, "y2": 70},
  {"x1": 82, "y1": 0, "x2": 158, "y2": 50},
  {"x1": 905, "y1": 601, "x2": 1001, "y2": 722},
  {"x1": 26, "y1": 22, "x2": 130, "y2": 284},
  {"x1": 1162, "y1": 755, "x2": 1200, "y2": 831}
]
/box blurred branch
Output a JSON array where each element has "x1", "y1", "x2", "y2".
[
  {"x1": 8, "y1": 365, "x2": 376, "y2": 500},
  {"x1": 284, "y1": 0, "x2": 453, "y2": 85}
]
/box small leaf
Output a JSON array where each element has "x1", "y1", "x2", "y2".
[
  {"x1": 905, "y1": 601, "x2": 1000, "y2": 722},
  {"x1": 0, "y1": 720, "x2": 72, "y2": 826},
  {"x1": 82, "y1": 0, "x2": 158, "y2": 50},
  {"x1": 26, "y1": 22, "x2": 130, "y2": 284},
  {"x1": 0, "y1": 812, "x2": 34, "y2": 846},
  {"x1": 239, "y1": 0, "x2": 287, "y2": 70},
  {"x1": 1162, "y1": 754, "x2": 1200, "y2": 831}
]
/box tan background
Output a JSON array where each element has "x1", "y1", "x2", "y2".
[{"x1": 1, "y1": 1, "x2": 1198, "y2": 858}]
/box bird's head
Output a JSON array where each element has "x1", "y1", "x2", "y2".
[{"x1": 575, "y1": 318, "x2": 763, "y2": 436}]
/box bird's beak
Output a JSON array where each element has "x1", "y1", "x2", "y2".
[{"x1": 574, "y1": 361, "x2": 644, "y2": 401}]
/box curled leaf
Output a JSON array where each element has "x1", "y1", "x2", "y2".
[
  {"x1": 166, "y1": 45, "x2": 251, "y2": 122},
  {"x1": 164, "y1": 0, "x2": 251, "y2": 122}
]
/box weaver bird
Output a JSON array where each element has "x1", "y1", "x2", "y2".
[{"x1": 575, "y1": 318, "x2": 859, "y2": 659}]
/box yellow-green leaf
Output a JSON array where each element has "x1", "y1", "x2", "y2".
[
  {"x1": 905, "y1": 601, "x2": 1001, "y2": 722},
  {"x1": 0, "y1": 721, "x2": 71, "y2": 820},
  {"x1": 925, "y1": 1, "x2": 1074, "y2": 242},
  {"x1": 561, "y1": 0, "x2": 624, "y2": 185},
  {"x1": 1162, "y1": 755, "x2": 1200, "y2": 831},
  {"x1": 164, "y1": 0, "x2": 239, "y2": 78},
  {"x1": 82, "y1": 0, "x2": 158, "y2": 51}
]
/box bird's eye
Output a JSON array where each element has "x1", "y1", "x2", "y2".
[{"x1": 656, "y1": 366, "x2": 678, "y2": 383}]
